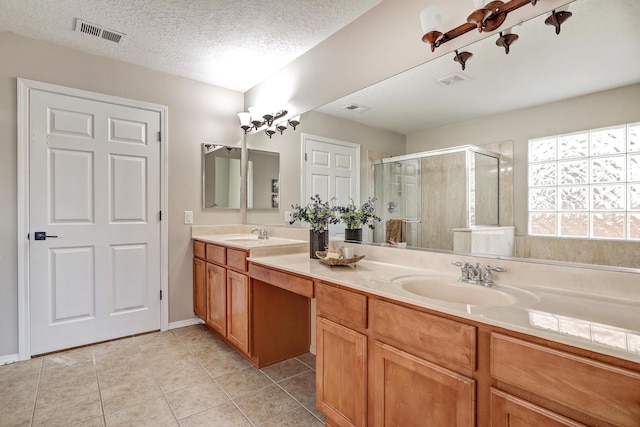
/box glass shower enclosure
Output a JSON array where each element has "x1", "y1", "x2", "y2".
[{"x1": 372, "y1": 145, "x2": 500, "y2": 251}]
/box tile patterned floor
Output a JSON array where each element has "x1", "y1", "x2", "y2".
[{"x1": 0, "y1": 325, "x2": 325, "y2": 426}]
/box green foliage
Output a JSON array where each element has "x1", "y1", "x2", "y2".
[
  {"x1": 289, "y1": 195, "x2": 340, "y2": 232},
  {"x1": 337, "y1": 198, "x2": 381, "y2": 230}
]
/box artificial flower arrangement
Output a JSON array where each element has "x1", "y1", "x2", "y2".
[
  {"x1": 289, "y1": 195, "x2": 340, "y2": 231},
  {"x1": 336, "y1": 197, "x2": 381, "y2": 230}
]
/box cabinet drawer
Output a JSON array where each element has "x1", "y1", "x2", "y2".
[
  {"x1": 193, "y1": 240, "x2": 206, "y2": 260},
  {"x1": 490, "y1": 388, "x2": 586, "y2": 427},
  {"x1": 370, "y1": 299, "x2": 476, "y2": 371},
  {"x1": 226, "y1": 248, "x2": 248, "y2": 272},
  {"x1": 206, "y1": 244, "x2": 226, "y2": 265},
  {"x1": 248, "y1": 264, "x2": 313, "y2": 298},
  {"x1": 491, "y1": 333, "x2": 640, "y2": 427},
  {"x1": 316, "y1": 282, "x2": 367, "y2": 331}
]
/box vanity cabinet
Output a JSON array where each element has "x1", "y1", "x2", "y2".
[
  {"x1": 249, "y1": 263, "x2": 312, "y2": 367},
  {"x1": 192, "y1": 254, "x2": 207, "y2": 320},
  {"x1": 205, "y1": 262, "x2": 226, "y2": 335},
  {"x1": 225, "y1": 269, "x2": 250, "y2": 354},
  {"x1": 315, "y1": 282, "x2": 477, "y2": 427},
  {"x1": 193, "y1": 240, "x2": 312, "y2": 368},
  {"x1": 369, "y1": 298, "x2": 476, "y2": 427},
  {"x1": 490, "y1": 333, "x2": 640, "y2": 427},
  {"x1": 193, "y1": 241, "x2": 251, "y2": 356},
  {"x1": 316, "y1": 283, "x2": 368, "y2": 427},
  {"x1": 315, "y1": 279, "x2": 640, "y2": 427}
]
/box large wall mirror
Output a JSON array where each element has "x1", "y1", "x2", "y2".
[
  {"x1": 305, "y1": 0, "x2": 640, "y2": 269},
  {"x1": 248, "y1": 0, "x2": 639, "y2": 269}
]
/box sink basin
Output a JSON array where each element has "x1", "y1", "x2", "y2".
[{"x1": 392, "y1": 275, "x2": 517, "y2": 306}]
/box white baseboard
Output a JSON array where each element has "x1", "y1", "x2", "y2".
[
  {"x1": 0, "y1": 353, "x2": 20, "y2": 365},
  {"x1": 168, "y1": 318, "x2": 203, "y2": 330},
  {"x1": 309, "y1": 344, "x2": 316, "y2": 355}
]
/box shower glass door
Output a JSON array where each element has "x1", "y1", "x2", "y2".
[{"x1": 373, "y1": 159, "x2": 421, "y2": 246}]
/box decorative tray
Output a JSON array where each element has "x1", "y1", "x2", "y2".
[{"x1": 316, "y1": 251, "x2": 365, "y2": 267}]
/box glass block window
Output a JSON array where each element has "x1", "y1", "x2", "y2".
[{"x1": 528, "y1": 123, "x2": 640, "y2": 240}]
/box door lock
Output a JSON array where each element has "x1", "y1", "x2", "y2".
[{"x1": 34, "y1": 232, "x2": 58, "y2": 240}]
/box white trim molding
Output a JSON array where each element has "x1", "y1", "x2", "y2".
[
  {"x1": 0, "y1": 354, "x2": 21, "y2": 366},
  {"x1": 17, "y1": 78, "x2": 169, "y2": 361},
  {"x1": 169, "y1": 318, "x2": 204, "y2": 330}
]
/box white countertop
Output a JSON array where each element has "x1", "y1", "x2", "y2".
[
  {"x1": 247, "y1": 252, "x2": 640, "y2": 364},
  {"x1": 191, "y1": 225, "x2": 309, "y2": 257}
]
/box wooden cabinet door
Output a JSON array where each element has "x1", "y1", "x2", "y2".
[
  {"x1": 206, "y1": 263, "x2": 226, "y2": 335},
  {"x1": 316, "y1": 317, "x2": 367, "y2": 427},
  {"x1": 372, "y1": 341, "x2": 475, "y2": 427},
  {"x1": 491, "y1": 333, "x2": 640, "y2": 427},
  {"x1": 226, "y1": 270, "x2": 250, "y2": 355},
  {"x1": 193, "y1": 257, "x2": 206, "y2": 319},
  {"x1": 490, "y1": 389, "x2": 586, "y2": 427}
]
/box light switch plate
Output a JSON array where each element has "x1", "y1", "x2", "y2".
[{"x1": 184, "y1": 210, "x2": 193, "y2": 224}]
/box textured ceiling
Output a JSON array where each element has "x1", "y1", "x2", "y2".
[
  {"x1": 0, "y1": 0, "x2": 382, "y2": 92},
  {"x1": 317, "y1": 0, "x2": 640, "y2": 134}
]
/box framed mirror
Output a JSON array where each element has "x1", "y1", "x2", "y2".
[{"x1": 202, "y1": 144, "x2": 241, "y2": 209}]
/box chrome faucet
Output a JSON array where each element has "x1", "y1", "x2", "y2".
[
  {"x1": 451, "y1": 261, "x2": 505, "y2": 287},
  {"x1": 251, "y1": 228, "x2": 269, "y2": 240},
  {"x1": 483, "y1": 265, "x2": 506, "y2": 286}
]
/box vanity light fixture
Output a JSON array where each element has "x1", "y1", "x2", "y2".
[
  {"x1": 237, "y1": 109, "x2": 301, "y2": 139},
  {"x1": 545, "y1": 6, "x2": 572, "y2": 34},
  {"x1": 202, "y1": 143, "x2": 234, "y2": 154},
  {"x1": 422, "y1": 0, "x2": 572, "y2": 70},
  {"x1": 454, "y1": 50, "x2": 473, "y2": 70},
  {"x1": 420, "y1": 0, "x2": 544, "y2": 52},
  {"x1": 496, "y1": 28, "x2": 519, "y2": 54}
]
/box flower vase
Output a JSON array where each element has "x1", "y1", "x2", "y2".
[
  {"x1": 344, "y1": 228, "x2": 362, "y2": 243},
  {"x1": 309, "y1": 229, "x2": 329, "y2": 258}
]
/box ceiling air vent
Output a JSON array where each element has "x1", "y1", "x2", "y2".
[
  {"x1": 75, "y1": 19, "x2": 125, "y2": 44},
  {"x1": 341, "y1": 104, "x2": 370, "y2": 113},
  {"x1": 436, "y1": 73, "x2": 470, "y2": 87}
]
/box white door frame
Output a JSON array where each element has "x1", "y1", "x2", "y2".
[
  {"x1": 17, "y1": 78, "x2": 169, "y2": 360},
  {"x1": 300, "y1": 133, "x2": 361, "y2": 206}
]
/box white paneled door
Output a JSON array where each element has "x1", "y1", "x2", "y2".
[
  {"x1": 302, "y1": 134, "x2": 360, "y2": 237},
  {"x1": 28, "y1": 89, "x2": 162, "y2": 355}
]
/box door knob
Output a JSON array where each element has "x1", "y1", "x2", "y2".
[{"x1": 33, "y1": 232, "x2": 58, "y2": 240}]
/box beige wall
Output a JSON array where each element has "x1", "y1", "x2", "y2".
[
  {"x1": 245, "y1": 110, "x2": 406, "y2": 226},
  {"x1": 0, "y1": 31, "x2": 245, "y2": 357}
]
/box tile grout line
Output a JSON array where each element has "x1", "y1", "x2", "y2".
[
  {"x1": 173, "y1": 327, "x2": 318, "y2": 427},
  {"x1": 172, "y1": 328, "x2": 259, "y2": 426},
  {"x1": 270, "y1": 368, "x2": 325, "y2": 424},
  {"x1": 28, "y1": 357, "x2": 44, "y2": 427},
  {"x1": 138, "y1": 332, "x2": 182, "y2": 426},
  {"x1": 91, "y1": 351, "x2": 107, "y2": 427},
  {"x1": 162, "y1": 329, "x2": 202, "y2": 426}
]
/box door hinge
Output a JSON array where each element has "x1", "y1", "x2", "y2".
[
  {"x1": 160, "y1": 290, "x2": 163, "y2": 300},
  {"x1": 305, "y1": 153, "x2": 307, "y2": 161},
  {"x1": 159, "y1": 210, "x2": 162, "y2": 221},
  {"x1": 158, "y1": 131, "x2": 162, "y2": 142}
]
